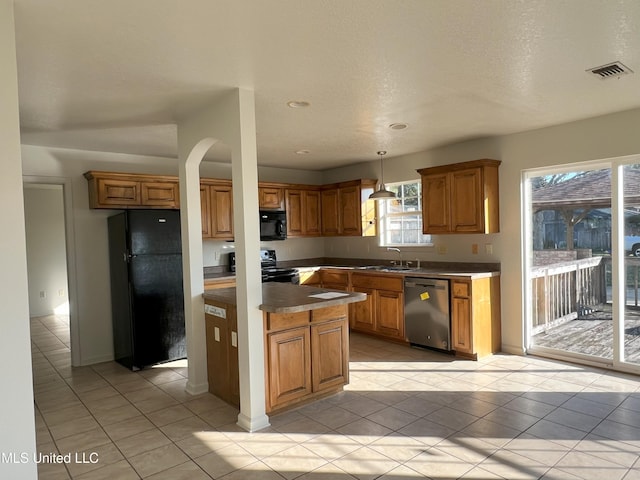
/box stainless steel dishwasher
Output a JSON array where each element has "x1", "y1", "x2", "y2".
[{"x1": 404, "y1": 277, "x2": 451, "y2": 352}]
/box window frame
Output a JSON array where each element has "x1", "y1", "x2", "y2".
[{"x1": 378, "y1": 179, "x2": 433, "y2": 247}]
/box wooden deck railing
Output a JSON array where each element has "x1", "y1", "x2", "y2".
[{"x1": 530, "y1": 256, "x2": 607, "y2": 334}]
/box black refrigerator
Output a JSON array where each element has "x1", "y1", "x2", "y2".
[{"x1": 107, "y1": 210, "x2": 186, "y2": 370}]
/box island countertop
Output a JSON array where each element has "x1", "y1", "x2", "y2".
[{"x1": 203, "y1": 282, "x2": 366, "y2": 313}]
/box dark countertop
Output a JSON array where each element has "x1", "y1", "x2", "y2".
[
  {"x1": 203, "y1": 282, "x2": 367, "y2": 313},
  {"x1": 204, "y1": 260, "x2": 500, "y2": 282}
]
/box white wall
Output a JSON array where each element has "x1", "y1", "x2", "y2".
[
  {"x1": 20, "y1": 145, "x2": 324, "y2": 364},
  {"x1": 1, "y1": 1, "x2": 37, "y2": 477},
  {"x1": 24, "y1": 185, "x2": 69, "y2": 316}
]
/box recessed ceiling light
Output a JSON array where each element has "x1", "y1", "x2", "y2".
[
  {"x1": 295, "y1": 149, "x2": 311, "y2": 155},
  {"x1": 287, "y1": 100, "x2": 310, "y2": 108},
  {"x1": 389, "y1": 123, "x2": 408, "y2": 130}
]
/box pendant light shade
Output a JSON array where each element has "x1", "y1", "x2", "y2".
[{"x1": 369, "y1": 150, "x2": 397, "y2": 200}]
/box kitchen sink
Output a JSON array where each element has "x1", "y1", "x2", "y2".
[{"x1": 359, "y1": 265, "x2": 416, "y2": 272}]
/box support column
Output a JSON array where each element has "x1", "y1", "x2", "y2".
[
  {"x1": 177, "y1": 89, "x2": 267, "y2": 430},
  {"x1": 231, "y1": 89, "x2": 269, "y2": 432}
]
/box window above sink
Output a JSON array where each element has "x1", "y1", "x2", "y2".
[{"x1": 379, "y1": 180, "x2": 433, "y2": 247}]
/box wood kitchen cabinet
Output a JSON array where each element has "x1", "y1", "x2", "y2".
[
  {"x1": 286, "y1": 188, "x2": 322, "y2": 237},
  {"x1": 84, "y1": 171, "x2": 180, "y2": 209},
  {"x1": 350, "y1": 273, "x2": 405, "y2": 341},
  {"x1": 417, "y1": 159, "x2": 501, "y2": 234},
  {"x1": 321, "y1": 179, "x2": 377, "y2": 237},
  {"x1": 259, "y1": 185, "x2": 284, "y2": 210},
  {"x1": 264, "y1": 304, "x2": 350, "y2": 412},
  {"x1": 319, "y1": 269, "x2": 350, "y2": 291},
  {"x1": 451, "y1": 276, "x2": 501, "y2": 359},
  {"x1": 202, "y1": 180, "x2": 234, "y2": 240}
]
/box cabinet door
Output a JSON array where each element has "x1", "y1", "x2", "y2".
[
  {"x1": 285, "y1": 189, "x2": 303, "y2": 237},
  {"x1": 451, "y1": 296, "x2": 472, "y2": 353},
  {"x1": 141, "y1": 181, "x2": 179, "y2": 208},
  {"x1": 321, "y1": 188, "x2": 340, "y2": 235},
  {"x1": 339, "y1": 186, "x2": 361, "y2": 236},
  {"x1": 350, "y1": 286, "x2": 375, "y2": 332},
  {"x1": 311, "y1": 320, "x2": 349, "y2": 392},
  {"x1": 450, "y1": 167, "x2": 483, "y2": 233},
  {"x1": 303, "y1": 190, "x2": 322, "y2": 236},
  {"x1": 421, "y1": 173, "x2": 450, "y2": 233},
  {"x1": 97, "y1": 178, "x2": 140, "y2": 206},
  {"x1": 376, "y1": 290, "x2": 405, "y2": 339},
  {"x1": 209, "y1": 185, "x2": 234, "y2": 239},
  {"x1": 200, "y1": 185, "x2": 212, "y2": 238},
  {"x1": 266, "y1": 327, "x2": 312, "y2": 409},
  {"x1": 259, "y1": 187, "x2": 284, "y2": 210}
]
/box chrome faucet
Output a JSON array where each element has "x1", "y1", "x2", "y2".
[{"x1": 387, "y1": 247, "x2": 402, "y2": 267}]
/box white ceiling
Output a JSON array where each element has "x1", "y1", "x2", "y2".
[{"x1": 13, "y1": 0, "x2": 640, "y2": 170}]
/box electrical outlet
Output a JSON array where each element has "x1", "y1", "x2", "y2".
[
  {"x1": 58, "y1": 289, "x2": 65, "y2": 297},
  {"x1": 437, "y1": 245, "x2": 447, "y2": 255},
  {"x1": 485, "y1": 243, "x2": 493, "y2": 255},
  {"x1": 214, "y1": 251, "x2": 219, "y2": 261},
  {"x1": 472, "y1": 244, "x2": 478, "y2": 254},
  {"x1": 39, "y1": 291, "x2": 46, "y2": 298}
]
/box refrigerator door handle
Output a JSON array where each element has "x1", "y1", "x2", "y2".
[{"x1": 124, "y1": 252, "x2": 138, "y2": 263}]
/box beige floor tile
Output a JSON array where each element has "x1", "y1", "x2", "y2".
[
  {"x1": 195, "y1": 443, "x2": 258, "y2": 478},
  {"x1": 65, "y1": 442, "x2": 124, "y2": 478},
  {"x1": 331, "y1": 446, "x2": 400, "y2": 480},
  {"x1": 553, "y1": 450, "x2": 629, "y2": 480},
  {"x1": 131, "y1": 391, "x2": 179, "y2": 414},
  {"x1": 298, "y1": 462, "x2": 357, "y2": 479},
  {"x1": 145, "y1": 404, "x2": 195, "y2": 427},
  {"x1": 183, "y1": 393, "x2": 228, "y2": 415},
  {"x1": 37, "y1": 461, "x2": 71, "y2": 480},
  {"x1": 217, "y1": 460, "x2": 288, "y2": 480},
  {"x1": 41, "y1": 404, "x2": 91, "y2": 427},
  {"x1": 303, "y1": 433, "x2": 362, "y2": 462},
  {"x1": 336, "y1": 418, "x2": 393, "y2": 445},
  {"x1": 261, "y1": 444, "x2": 328, "y2": 480},
  {"x1": 49, "y1": 415, "x2": 101, "y2": 440},
  {"x1": 574, "y1": 433, "x2": 640, "y2": 468},
  {"x1": 159, "y1": 415, "x2": 213, "y2": 442},
  {"x1": 101, "y1": 414, "x2": 155, "y2": 441},
  {"x1": 198, "y1": 403, "x2": 240, "y2": 428},
  {"x1": 174, "y1": 430, "x2": 234, "y2": 459},
  {"x1": 92, "y1": 403, "x2": 141, "y2": 426},
  {"x1": 397, "y1": 417, "x2": 456, "y2": 447},
  {"x1": 145, "y1": 459, "x2": 211, "y2": 479},
  {"x1": 75, "y1": 459, "x2": 140, "y2": 479},
  {"x1": 404, "y1": 448, "x2": 474, "y2": 480},
  {"x1": 365, "y1": 406, "x2": 419, "y2": 431},
  {"x1": 234, "y1": 431, "x2": 297, "y2": 458},
  {"x1": 115, "y1": 427, "x2": 172, "y2": 458},
  {"x1": 129, "y1": 443, "x2": 190, "y2": 478},
  {"x1": 367, "y1": 434, "x2": 426, "y2": 463},
  {"x1": 55, "y1": 426, "x2": 112, "y2": 454}
]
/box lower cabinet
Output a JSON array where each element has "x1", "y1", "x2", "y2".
[
  {"x1": 451, "y1": 277, "x2": 501, "y2": 359},
  {"x1": 206, "y1": 299, "x2": 350, "y2": 413},
  {"x1": 350, "y1": 274, "x2": 404, "y2": 341},
  {"x1": 266, "y1": 326, "x2": 312, "y2": 408},
  {"x1": 265, "y1": 306, "x2": 349, "y2": 412}
]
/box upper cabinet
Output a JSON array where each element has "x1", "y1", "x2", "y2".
[
  {"x1": 417, "y1": 159, "x2": 501, "y2": 234},
  {"x1": 258, "y1": 185, "x2": 284, "y2": 210},
  {"x1": 85, "y1": 171, "x2": 377, "y2": 239},
  {"x1": 84, "y1": 171, "x2": 179, "y2": 209},
  {"x1": 286, "y1": 187, "x2": 322, "y2": 237},
  {"x1": 202, "y1": 179, "x2": 234, "y2": 240},
  {"x1": 321, "y1": 179, "x2": 377, "y2": 237}
]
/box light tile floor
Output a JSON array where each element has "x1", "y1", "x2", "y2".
[{"x1": 31, "y1": 314, "x2": 640, "y2": 479}]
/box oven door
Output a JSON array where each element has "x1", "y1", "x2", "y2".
[{"x1": 262, "y1": 268, "x2": 299, "y2": 284}]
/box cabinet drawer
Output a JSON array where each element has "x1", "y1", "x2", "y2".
[
  {"x1": 351, "y1": 273, "x2": 403, "y2": 292},
  {"x1": 311, "y1": 304, "x2": 348, "y2": 323},
  {"x1": 265, "y1": 311, "x2": 309, "y2": 331},
  {"x1": 320, "y1": 270, "x2": 349, "y2": 287},
  {"x1": 452, "y1": 281, "x2": 470, "y2": 298}
]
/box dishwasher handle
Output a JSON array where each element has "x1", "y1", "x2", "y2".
[{"x1": 405, "y1": 281, "x2": 447, "y2": 290}]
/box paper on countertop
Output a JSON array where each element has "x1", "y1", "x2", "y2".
[{"x1": 309, "y1": 292, "x2": 350, "y2": 299}]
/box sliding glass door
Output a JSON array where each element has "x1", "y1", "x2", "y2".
[{"x1": 525, "y1": 157, "x2": 640, "y2": 373}]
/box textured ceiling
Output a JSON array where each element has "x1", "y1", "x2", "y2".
[{"x1": 13, "y1": 0, "x2": 640, "y2": 170}]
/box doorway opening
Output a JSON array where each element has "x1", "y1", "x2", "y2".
[{"x1": 23, "y1": 178, "x2": 79, "y2": 366}]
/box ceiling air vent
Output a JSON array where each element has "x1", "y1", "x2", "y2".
[{"x1": 587, "y1": 61, "x2": 633, "y2": 79}]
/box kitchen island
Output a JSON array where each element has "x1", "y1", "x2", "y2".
[{"x1": 203, "y1": 283, "x2": 366, "y2": 413}]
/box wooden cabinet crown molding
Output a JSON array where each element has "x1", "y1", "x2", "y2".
[{"x1": 416, "y1": 159, "x2": 501, "y2": 176}]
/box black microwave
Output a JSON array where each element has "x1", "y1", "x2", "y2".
[{"x1": 260, "y1": 210, "x2": 287, "y2": 241}]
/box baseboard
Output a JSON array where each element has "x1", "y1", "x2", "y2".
[
  {"x1": 78, "y1": 353, "x2": 114, "y2": 366},
  {"x1": 185, "y1": 380, "x2": 209, "y2": 396},
  {"x1": 501, "y1": 343, "x2": 526, "y2": 356}
]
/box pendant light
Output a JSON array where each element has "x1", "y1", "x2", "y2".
[{"x1": 369, "y1": 151, "x2": 396, "y2": 200}]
